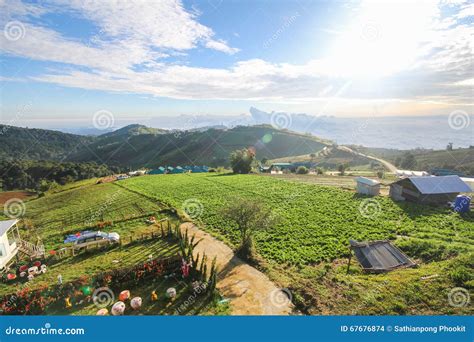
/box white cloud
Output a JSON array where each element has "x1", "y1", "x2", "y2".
[
  {"x1": 205, "y1": 39, "x2": 240, "y2": 54},
  {"x1": 0, "y1": 0, "x2": 472, "y2": 110}
]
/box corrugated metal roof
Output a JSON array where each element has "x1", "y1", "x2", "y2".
[
  {"x1": 356, "y1": 177, "x2": 380, "y2": 186},
  {"x1": 409, "y1": 175, "x2": 471, "y2": 194},
  {"x1": 0, "y1": 219, "x2": 18, "y2": 236},
  {"x1": 350, "y1": 240, "x2": 415, "y2": 272}
]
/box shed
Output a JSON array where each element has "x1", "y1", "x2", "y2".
[
  {"x1": 355, "y1": 177, "x2": 380, "y2": 196},
  {"x1": 348, "y1": 239, "x2": 416, "y2": 273},
  {"x1": 0, "y1": 219, "x2": 20, "y2": 270},
  {"x1": 389, "y1": 175, "x2": 472, "y2": 205}
]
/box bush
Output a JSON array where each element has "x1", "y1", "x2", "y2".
[{"x1": 296, "y1": 166, "x2": 309, "y2": 174}]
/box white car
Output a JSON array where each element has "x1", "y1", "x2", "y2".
[{"x1": 73, "y1": 231, "x2": 120, "y2": 249}]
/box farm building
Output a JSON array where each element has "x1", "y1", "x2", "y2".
[
  {"x1": 396, "y1": 170, "x2": 430, "y2": 178},
  {"x1": 148, "y1": 167, "x2": 166, "y2": 175},
  {"x1": 355, "y1": 177, "x2": 380, "y2": 196},
  {"x1": 389, "y1": 175, "x2": 472, "y2": 205},
  {"x1": 349, "y1": 240, "x2": 416, "y2": 273},
  {"x1": 0, "y1": 219, "x2": 20, "y2": 270}
]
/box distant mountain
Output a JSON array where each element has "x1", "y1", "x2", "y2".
[
  {"x1": 0, "y1": 124, "x2": 95, "y2": 161},
  {"x1": 67, "y1": 125, "x2": 331, "y2": 168},
  {"x1": 99, "y1": 124, "x2": 167, "y2": 138}
]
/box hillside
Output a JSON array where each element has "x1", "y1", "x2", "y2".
[
  {"x1": 0, "y1": 124, "x2": 95, "y2": 160},
  {"x1": 0, "y1": 124, "x2": 330, "y2": 168},
  {"x1": 67, "y1": 125, "x2": 331, "y2": 167},
  {"x1": 268, "y1": 145, "x2": 377, "y2": 170},
  {"x1": 352, "y1": 146, "x2": 474, "y2": 175}
]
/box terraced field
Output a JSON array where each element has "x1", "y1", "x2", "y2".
[
  {"x1": 24, "y1": 183, "x2": 164, "y2": 249},
  {"x1": 120, "y1": 173, "x2": 474, "y2": 265}
]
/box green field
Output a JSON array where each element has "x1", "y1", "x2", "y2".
[
  {"x1": 119, "y1": 173, "x2": 474, "y2": 264},
  {"x1": 116, "y1": 173, "x2": 473, "y2": 314}
]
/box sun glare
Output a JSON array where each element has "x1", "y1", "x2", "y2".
[{"x1": 325, "y1": 1, "x2": 439, "y2": 79}]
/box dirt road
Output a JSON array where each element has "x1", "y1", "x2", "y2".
[
  {"x1": 339, "y1": 146, "x2": 397, "y2": 172},
  {"x1": 180, "y1": 222, "x2": 293, "y2": 315}
]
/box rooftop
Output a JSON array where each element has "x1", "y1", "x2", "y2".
[
  {"x1": 0, "y1": 219, "x2": 18, "y2": 236},
  {"x1": 407, "y1": 175, "x2": 471, "y2": 194},
  {"x1": 350, "y1": 239, "x2": 415, "y2": 272}
]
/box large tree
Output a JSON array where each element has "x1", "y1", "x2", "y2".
[
  {"x1": 229, "y1": 148, "x2": 255, "y2": 174},
  {"x1": 222, "y1": 199, "x2": 277, "y2": 261}
]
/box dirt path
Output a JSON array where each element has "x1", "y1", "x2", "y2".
[
  {"x1": 180, "y1": 222, "x2": 293, "y2": 315},
  {"x1": 339, "y1": 146, "x2": 397, "y2": 172}
]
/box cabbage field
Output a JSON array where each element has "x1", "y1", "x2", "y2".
[{"x1": 120, "y1": 173, "x2": 474, "y2": 265}]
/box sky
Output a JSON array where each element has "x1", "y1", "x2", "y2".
[{"x1": 0, "y1": 0, "x2": 473, "y2": 128}]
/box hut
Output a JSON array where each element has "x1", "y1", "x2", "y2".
[
  {"x1": 355, "y1": 177, "x2": 380, "y2": 196},
  {"x1": 389, "y1": 175, "x2": 471, "y2": 205}
]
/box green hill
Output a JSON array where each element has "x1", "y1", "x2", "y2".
[
  {"x1": 0, "y1": 124, "x2": 95, "y2": 160},
  {"x1": 67, "y1": 125, "x2": 331, "y2": 167},
  {"x1": 0, "y1": 124, "x2": 330, "y2": 168}
]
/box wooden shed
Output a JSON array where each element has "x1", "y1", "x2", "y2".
[
  {"x1": 355, "y1": 177, "x2": 380, "y2": 196},
  {"x1": 389, "y1": 175, "x2": 471, "y2": 205}
]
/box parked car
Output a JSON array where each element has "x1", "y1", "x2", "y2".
[{"x1": 73, "y1": 231, "x2": 120, "y2": 250}]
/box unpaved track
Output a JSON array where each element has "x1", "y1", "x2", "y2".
[{"x1": 180, "y1": 222, "x2": 293, "y2": 315}]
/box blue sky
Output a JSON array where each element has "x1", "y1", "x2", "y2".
[{"x1": 0, "y1": 0, "x2": 473, "y2": 128}]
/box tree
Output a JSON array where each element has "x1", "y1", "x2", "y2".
[
  {"x1": 400, "y1": 152, "x2": 417, "y2": 169},
  {"x1": 296, "y1": 166, "x2": 309, "y2": 174},
  {"x1": 222, "y1": 199, "x2": 277, "y2": 261},
  {"x1": 447, "y1": 142, "x2": 453, "y2": 151},
  {"x1": 229, "y1": 148, "x2": 255, "y2": 174},
  {"x1": 338, "y1": 164, "x2": 346, "y2": 176},
  {"x1": 315, "y1": 167, "x2": 324, "y2": 175},
  {"x1": 261, "y1": 158, "x2": 268, "y2": 165}
]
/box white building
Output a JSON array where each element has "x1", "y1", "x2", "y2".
[
  {"x1": 356, "y1": 177, "x2": 381, "y2": 196},
  {"x1": 396, "y1": 170, "x2": 430, "y2": 178},
  {"x1": 0, "y1": 219, "x2": 20, "y2": 271}
]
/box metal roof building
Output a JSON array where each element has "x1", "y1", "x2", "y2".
[{"x1": 389, "y1": 175, "x2": 471, "y2": 205}]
